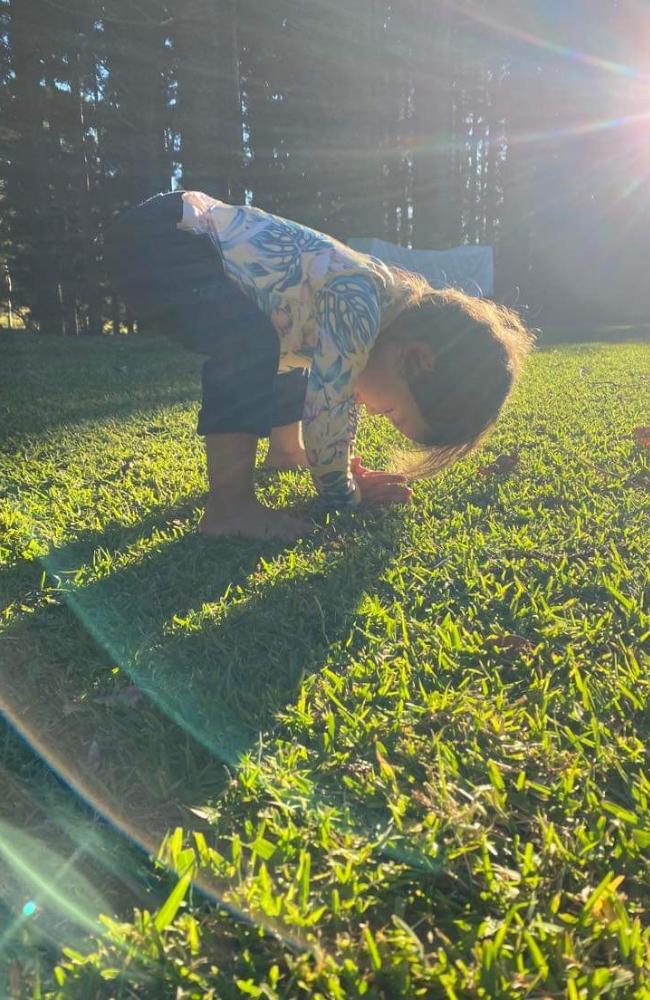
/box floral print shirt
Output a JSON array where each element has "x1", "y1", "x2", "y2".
[{"x1": 178, "y1": 191, "x2": 408, "y2": 508}]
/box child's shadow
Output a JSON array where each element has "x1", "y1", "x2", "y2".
[{"x1": 1, "y1": 505, "x2": 407, "y2": 851}]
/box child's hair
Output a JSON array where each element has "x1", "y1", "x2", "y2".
[{"x1": 377, "y1": 267, "x2": 536, "y2": 480}]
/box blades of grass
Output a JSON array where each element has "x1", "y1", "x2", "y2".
[{"x1": 153, "y1": 866, "x2": 193, "y2": 932}]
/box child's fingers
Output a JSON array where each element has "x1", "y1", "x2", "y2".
[
  {"x1": 355, "y1": 470, "x2": 408, "y2": 486},
  {"x1": 364, "y1": 472, "x2": 407, "y2": 484},
  {"x1": 358, "y1": 480, "x2": 413, "y2": 506},
  {"x1": 351, "y1": 457, "x2": 407, "y2": 484},
  {"x1": 350, "y1": 456, "x2": 375, "y2": 476}
]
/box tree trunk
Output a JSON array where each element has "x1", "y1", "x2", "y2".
[
  {"x1": 174, "y1": 0, "x2": 242, "y2": 200},
  {"x1": 7, "y1": 0, "x2": 64, "y2": 333}
]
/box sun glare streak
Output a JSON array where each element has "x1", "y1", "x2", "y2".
[
  {"x1": 1, "y1": 533, "x2": 315, "y2": 954},
  {"x1": 0, "y1": 696, "x2": 161, "y2": 859},
  {"x1": 0, "y1": 914, "x2": 33, "y2": 956},
  {"x1": 620, "y1": 176, "x2": 645, "y2": 200},
  {"x1": 509, "y1": 109, "x2": 650, "y2": 146},
  {"x1": 0, "y1": 697, "x2": 311, "y2": 955},
  {"x1": 402, "y1": 110, "x2": 650, "y2": 164},
  {"x1": 41, "y1": 546, "x2": 250, "y2": 769},
  {"x1": 0, "y1": 821, "x2": 108, "y2": 935},
  {"x1": 441, "y1": 0, "x2": 646, "y2": 81}
]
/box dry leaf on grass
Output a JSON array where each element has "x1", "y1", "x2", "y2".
[
  {"x1": 478, "y1": 452, "x2": 520, "y2": 476},
  {"x1": 632, "y1": 426, "x2": 650, "y2": 449},
  {"x1": 489, "y1": 634, "x2": 535, "y2": 656}
]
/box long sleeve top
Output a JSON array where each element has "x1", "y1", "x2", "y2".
[{"x1": 177, "y1": 191, "x2": 409, "y2": 507}]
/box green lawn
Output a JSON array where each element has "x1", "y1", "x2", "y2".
[{"x1": 0, "y1": 332, "x2": 649, "y2": 999}]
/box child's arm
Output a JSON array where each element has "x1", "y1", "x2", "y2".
[{"x1": 302, "y1": 273, "x2": 381, "y2": 509}]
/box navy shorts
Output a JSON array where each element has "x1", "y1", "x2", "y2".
[{"x1": 103, "y1": 190, "x2": 307, "y2": 437}]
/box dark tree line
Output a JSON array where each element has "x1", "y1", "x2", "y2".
[{"x1": 1, "y1": 0, "x2": 648, "y2": 335}]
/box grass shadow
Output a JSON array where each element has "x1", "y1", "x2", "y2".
[
  {"x1": 0, "y1": 332, "x2": 201, "y2": 444},
  {"x1": 1, "y1": 501, "x2": 409, "y2": 862}
]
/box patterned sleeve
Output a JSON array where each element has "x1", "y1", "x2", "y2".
[{"x1": 303, "y1": 273, "x2": 381, "y2": 508}]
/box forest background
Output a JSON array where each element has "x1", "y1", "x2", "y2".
[{"x1": 1, "y1": 0, "x2": 649, "y2": 337}]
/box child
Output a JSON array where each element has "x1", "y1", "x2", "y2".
[{"x1": 104, "y1": 190, "x2": 534, "y2": 541}]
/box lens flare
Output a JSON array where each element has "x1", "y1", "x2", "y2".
[{"x1": 441, "y1": 1, "x2": 645, "y2": 81}]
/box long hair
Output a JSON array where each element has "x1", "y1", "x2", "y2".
[{"x1": 375, "y1": 267, "x2": 536, "y2": 480}]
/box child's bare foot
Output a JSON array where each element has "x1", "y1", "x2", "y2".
[
  {"x1": 199, "y1": 499, "x2": 315, "y2": 541},
  {"x1": 261, "y1": 447, "x2": 309, "y2": 471}
]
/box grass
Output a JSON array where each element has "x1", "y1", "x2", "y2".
[
  {"x1": 537, "y1": 324, "x2": 650, "y2": 346},
  {"x1": 0, "y1": 331, "x2": 648, "y2": 999}
]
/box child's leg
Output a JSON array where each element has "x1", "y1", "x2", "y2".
[
  {"x1": 201, "y1": 433, "x2": 315, "y2": 540},
  {"x1": 264, "y1": 421, "x2": 308, "y2": 469},
  {"x1": 203, "y1": 432, "x2": 258, "y2": 517},
  {"x1": 262, "y1": 368, "x2": 309, "y2": 470}
]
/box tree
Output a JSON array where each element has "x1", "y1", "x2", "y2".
[
  {"x1": 410, "y1": 1, "x2": 459, "y2": 248},
  {"x1": 99, "y1": 0, "x2": 174, "y2": 332},
  {"x1": 4, "y1": 0, "x2": 65, "y2": 332},
  {"x1": 172, "y1": 0, "x2": 243, "y2": 202}
]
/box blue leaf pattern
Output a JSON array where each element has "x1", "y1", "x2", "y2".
[
  {"x1": 316, "y1": 274, "x2": 381, "y2": 357},
  {"x1": 303, "y1": 274, "x2": 381, "y2": 503}
]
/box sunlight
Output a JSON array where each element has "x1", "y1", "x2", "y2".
[
  {"x1": 0, "y1": 820, "x2": 109, "y2": 936},
  {"x1": 442, "y1": 0, "x2": 646, "y2": 81},
  {"x1": 2, "y1": 0, "x2": 650, "y2": 991},
  {"x1": 0, "y1": 699, "x2": 311, "y2": 955}
]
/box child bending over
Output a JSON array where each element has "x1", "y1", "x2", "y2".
[{"x1": 104, "y1": 191, "x2": 534, "y2": 541}]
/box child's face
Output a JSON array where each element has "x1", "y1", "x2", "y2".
[{"x1": 353, "y1": 339, "x2": 433, "y2": 444}]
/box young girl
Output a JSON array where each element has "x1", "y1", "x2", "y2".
[{"x1": 104, "y1": 190, "x2": 533, "y2": 541}]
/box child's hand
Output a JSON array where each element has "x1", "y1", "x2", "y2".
[{"x1": 351, "y1": 456, "x2": 413, "y2": 506}]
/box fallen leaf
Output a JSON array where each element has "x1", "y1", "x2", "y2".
[
  {"x1": 632, "y1": 426, "x2": 650, "y2": 449},
  {"x1": 489, "y1": 634, "x2": 535, "y2": 656},
  {"x1": 187, "y1": 804, "x2": 221, "y2": 823},
  {"x1": 411, "y1": 789, "x2": 433, "y2": 810},
  {"x1": 375, "y1": 746, "x2": 397, "y2": 782},
  {"x1": 478, "y1": 452, "x2": 520, "y2": 476}
]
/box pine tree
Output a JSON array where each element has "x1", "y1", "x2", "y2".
[
  {"x1": 410, "y1": 1, "x2": 458, "y2": 247},
  {"x1": 172, "y1": 0, "x2": 243, "y2": 201},
  {"x1": 5, "y1": 0, "x2": 65, "y2": 332},
  {"x1": 99, "y1": 0, "x2": 174, "y2": 331},
  {"x1": 100, "y1": 0, "x2": 172, "y2": 211},
  {"x1": 237, "y1": 0, "x2": 288, "y2": 214},
  {"x1": 40, "y1": 0, "x2": 105, "y2": 335}
]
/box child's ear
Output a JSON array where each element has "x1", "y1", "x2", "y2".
[{"x1": 403, "y1": 341, "x2": 436, "y2": 377}]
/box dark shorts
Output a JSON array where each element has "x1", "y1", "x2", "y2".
[{"x1": 103, "y1": 190, "x2": 307, "y2": 437}]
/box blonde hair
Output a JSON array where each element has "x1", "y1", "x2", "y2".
[{"x1": 375, "y1": 267, "x2": 536, "y2": 481}]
